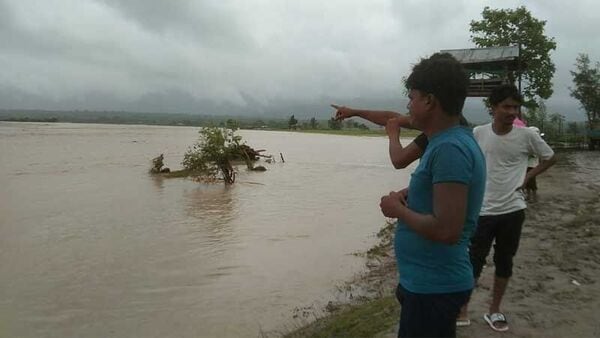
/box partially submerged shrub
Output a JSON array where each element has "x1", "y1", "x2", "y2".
[
  {"x1": 150, "y1": 154, "x2": 169, "y2": 173},
  {"x1": 182, "y1": 127, "x2": 246, "y2": 184}
]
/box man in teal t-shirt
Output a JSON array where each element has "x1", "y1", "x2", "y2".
[
  {"x1": 395, "y1": 126, "x2": 485, "y2": 293},
  {"x1": 380, "y1": 53, "x2": 485, "y2": 338}
]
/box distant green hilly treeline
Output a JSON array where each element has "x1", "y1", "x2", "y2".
[
  {"x1": 0, "y1": 109, "x2": 380, "y2": 132},
  {"x1": 0, "y1": 109, "x2": 293, "y2": 129}
]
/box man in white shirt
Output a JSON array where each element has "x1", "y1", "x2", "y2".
[
  {"x1": 525, "y1": 126, "x2": 543, "y2": 201},
  {"x1": 459, "y1": 85, "x2": 556, "y2": 332}
]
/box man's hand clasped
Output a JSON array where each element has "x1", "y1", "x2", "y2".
[{"x1": 380, "y1": 188, "x2": 409, "y2": 219}]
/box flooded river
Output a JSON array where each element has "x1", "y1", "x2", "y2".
[{"x1": 0, "y1": 122, "x2": 414, "y2": 337}]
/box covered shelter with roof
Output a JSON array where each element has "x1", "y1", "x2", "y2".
[{"x1": 440, "y1": 45, "x2": 522, "y2": 97}]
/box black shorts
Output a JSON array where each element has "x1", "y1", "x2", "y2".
[
  {"x1": 395, "y1": 284, "x2": 471, "y2": 338},
  {"x1": 470, "y1": 209, "x2": 525, "y2": 279}
]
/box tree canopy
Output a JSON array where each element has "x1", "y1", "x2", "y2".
[
  {"x1": 470, "y1": 6, "x2": 557, "y2": 108},
  {"x1": 570, "y1": 53, "x2": 600, "y2": 127},
  {"x1": 182, "y1": 127, "x2": 243, "y2": 184}
]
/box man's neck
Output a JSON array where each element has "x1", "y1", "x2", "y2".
[
  {"x1": 492, "y1": 121, "x2": 513, "y2": 135},
  {"x1": 422, "y1": 113, "x2": 460, "y2": 137}
]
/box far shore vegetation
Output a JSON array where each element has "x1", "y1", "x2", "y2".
[
  {"x1": 0, "y1": 109, "x2": 390, "y2": 136},
  {"x1": 1, "y1": 109, "x2": 595, "y2": 146}
]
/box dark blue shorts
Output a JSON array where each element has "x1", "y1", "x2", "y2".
[{"x1": 395, "y1": 284, "x2": 471, "y2": 338}]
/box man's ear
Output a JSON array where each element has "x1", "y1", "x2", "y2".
[{"x1": 426, "y1": 94, "x2": 436, "y2": 108}]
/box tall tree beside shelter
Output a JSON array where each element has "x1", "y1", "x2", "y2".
[
  {"x1": 570, "y1": 53, "x2": 600, "y2": 128},
  {"x1": 470, "y1": 6, "x2": 557, "y2": 108}
]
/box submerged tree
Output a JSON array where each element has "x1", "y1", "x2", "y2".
[
  {"x1": 182, "y1": 127, "x2": 245, "y2": 184},
  {"x1": 150, "y1": 154, "x2": 170, "y2": 173}
]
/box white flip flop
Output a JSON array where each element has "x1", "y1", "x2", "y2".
[{"x1": 484, "y1": 312, "x2": 509, "y2": 332}]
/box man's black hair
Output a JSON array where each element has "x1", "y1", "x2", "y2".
[
  {"x1": 405, "y1": 53, "x2": 469, "y2": 116},
  {"x1": 489, "y1": 84, "x2": 523, "y2": 106}
]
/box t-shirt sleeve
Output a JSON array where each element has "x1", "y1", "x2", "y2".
[
  {"x1": 430, "y1": 143, "x2": 472, "y2": 185},
  {"x1": 413, "y1": 132, "x2": 429, "y2": 150},
  {"x1": 472, "y1": 126, "x2": 482, "y2": 141},
  {"x1": 528, "y1": 132, "x2": 554, "y2": 160}
]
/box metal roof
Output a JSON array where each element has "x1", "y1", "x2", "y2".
[{"x1": 440, "y1": 46, "x2": 519, "y2": 64}]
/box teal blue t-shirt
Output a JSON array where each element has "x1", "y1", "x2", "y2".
[{"x1": 394, "y1": 125, "x2": 485, "y2": 294}]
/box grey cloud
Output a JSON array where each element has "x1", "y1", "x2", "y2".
[
  {"x1": 97, "y1": 0, "x2": 253, "y2": 51},
  {"x1": 0, "y1": 1, "x2": 14, "y2": 30},
  {"x1": 0, "y1": 0, "x2": 598, "y2": 122}
]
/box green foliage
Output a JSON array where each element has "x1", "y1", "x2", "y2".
[
  {"x1": 526, "y1": 101, "x2": 574, "y2": 141},
  {"x1": 525, "y1": 99, "x2": 549, "y2": 131},
  {"x1": 548, "y1": 112, "x2": 566, "y2": 138},
  {"x1": 570, "y1": 53, "x2": 600, "y2": 127},
  {"x1": 342, "y1": 120, "x2": 370, "y2": 130},
  {"x1": 327, "y1": 117, "x2": 342, "y2": 130},
  {"x1": 284, "y1": 296, "x2": 399, "y2": 338},
  {"x1": 357, "y1": 123, "x2": 369, "y2": 130},
  {"x1": 567, "y1": 121, "x2": 579, "y2": 135},
  {"x1": 225, "y1": 118, "x2": 239, "y2": 130},
  {"x1": 470, "y1": 6, "x2": 557, "y2": 108},
  {"x1": 150, "y1": 154, "x2": 165, "y2": 173},
  {"x1": 181, "y1": 127, "x2": 244, "y2": 184},
  {"x1": 288, "y1": 115, "x2": 298, "y2": 129}
]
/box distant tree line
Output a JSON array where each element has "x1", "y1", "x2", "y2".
[
  {"x1": 2, "y1": 116, "x2": 59, "y2": 123},
  {"x1": 0, "y1": 109, "x2": 375, "y2": 132}
]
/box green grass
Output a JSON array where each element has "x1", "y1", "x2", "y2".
[
  {"x1": 283, "y1": 296, "x2": 399, "y2": 338},
  {"x1": 283, "y1": 221, "x2": 398, "y2": 338},
  {"x1": 366, "y1": 221, "x2": 395, "y2": 259}
]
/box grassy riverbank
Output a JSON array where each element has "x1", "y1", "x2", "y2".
[
  {"x1": 283, "y1": 221, "x2": 400, "y2": 338},
  {"x1": 284, "y1": 296, "x2": 398, "y2": 338}
]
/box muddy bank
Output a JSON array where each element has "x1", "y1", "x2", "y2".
[{"x1": 285, "y1": 150, "x2": 600, "y2": 338}]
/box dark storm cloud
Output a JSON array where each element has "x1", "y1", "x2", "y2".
[{"x1": 0, "y1": 0, "x2": 598, "y2": 120}]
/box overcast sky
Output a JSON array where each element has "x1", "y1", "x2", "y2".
[{"x1": 1, "y1": 0, "x2": 599, "y2": 121}]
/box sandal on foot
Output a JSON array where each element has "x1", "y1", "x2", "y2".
[
  {"x1": 456, "y1": 318, "x2": 471, "y2": 327},
  {"x1": 484, "y1": 312, "x2": 509, "y2": 332}
]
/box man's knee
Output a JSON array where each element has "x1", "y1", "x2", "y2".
[
  {"x1": 493, "y1": 253, "x2": 514, "y2": 278},
  {"x1": 470, "y1": 255, "x2": 486, "y2": 279},
  {"x1": 470, "y1": 242, "x2": 491, "y2": 279}
]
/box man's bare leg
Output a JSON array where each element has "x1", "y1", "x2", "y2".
[
  {"x1": 457, "y1": 279, "x2": 478, "y2": 324},
  {"x1": 457, "y1": 303, "x2": 469, "y2": 322},
  {"x1": 487, "y1": 276, "x2": 509, "y2": 330}
]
